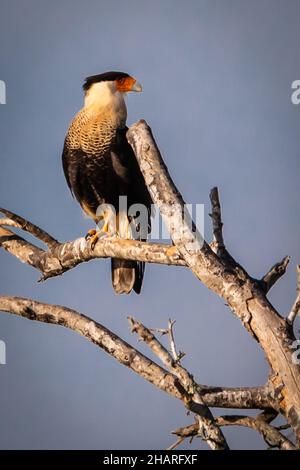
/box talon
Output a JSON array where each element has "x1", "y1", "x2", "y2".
[
  {"x1": 90, "y1": 232, "x2": 100, "y2": 250},
  {"x1": 85, "y1": 228, "x2": 97, "y2": 241}
]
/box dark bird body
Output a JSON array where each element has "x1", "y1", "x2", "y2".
[{"x1": 62, "y1": 72, "x2": 151, "y2": 294}]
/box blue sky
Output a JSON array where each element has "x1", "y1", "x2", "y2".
[{"x1": 0, "y1": 0, "x2": 299, "y2": 449}]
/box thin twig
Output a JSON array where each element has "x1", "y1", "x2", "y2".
[
  {"x1": 287, "y1": 265, "x2": 300, "y2": 326},
  {"x1": 167, "y1": 319, "x2": 183, "y2": 363},
  {"x1": 166, "y1": 437, "x2": 185, "y2": 451},
  {"x1": 170, "y1": 414, "x2": 292, "y2": 450},
  {"x1": 0, "y1": 207, "x2": 58, "y2": 247},
  {"x1": 276, "y1": 423, "x2": 291, "y2": 431},
  {"x1": 260, "y1": 256, "x2": 290, "y2": 293},
  {"x1": 209, "y1": 187, "x2": 226, "y2": 257},
  {"x1": 215, "y1": 414, "x2": 295, "y2": 450},
  {"x1": 128, "y1": 316, "x2": 229, "y2": 450},
  {"x1": 0, "y1": 218, "x2": 22, "y2": 228},
  {"x1": 152, "y1": 320, "x2": 185, "y2": 364}
]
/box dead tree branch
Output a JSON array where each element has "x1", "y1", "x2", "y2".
[
  {"x1": 172, "y1": 412, "x2": 295, "y2": 450},
  {"x1": 209, "y1": 187, "x2": 226, "y2": 258},
  {"x1": 0, "y1": 207, "x2": 58, "y2": 247},
  {"x1": 260, "y1": 256, "x2": 291, "y2": 294},
  {"x1": 0, "y1": 224, "x2": 185, "y2": 281},
  {"x1": 128, "y1": 316, "x2": 229, "y2": 450},
  {"x1": 216, "y1": 414, "x2": 295, "y2": 450},
  {"x1": 199, "y1": 385, "x2": 274, "y2": 410}
]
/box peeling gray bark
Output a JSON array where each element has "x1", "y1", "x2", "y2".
[{"x1": 199, "y1": 385, "x2": 274, "y2": 410}]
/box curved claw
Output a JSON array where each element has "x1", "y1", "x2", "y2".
[
  {"x1": 90, "y1": 232, "x2": 100, "y2": 250},
  {"x1": 85, "y1": 229, "x2": 97, "y2": 241}
]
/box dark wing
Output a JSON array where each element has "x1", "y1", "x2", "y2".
[
  {"x1": 111, "y1": 127, "x2": 153, "y2": 293},
  {"x1": 62, "y1": 143, "x2": 84, "y2": 201},
  {"x1": 111, "y1": 126, "x2": 152, "y2": 235}
]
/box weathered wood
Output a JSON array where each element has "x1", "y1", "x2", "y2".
[{"x1": 0, "y1": 226, "x2": 185, "y2": 280}]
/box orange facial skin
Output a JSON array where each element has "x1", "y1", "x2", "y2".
[{"x1": 116, "y1": 76, "x2": 137, "y2": 92}]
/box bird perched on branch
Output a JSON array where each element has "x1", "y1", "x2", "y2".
[{"x1": 62, "y1": 71, "x2": 152, "y2": 294}]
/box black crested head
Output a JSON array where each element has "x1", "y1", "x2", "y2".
[{"x1": 83, "y1": 71, "x2": 130, "y2": 92}]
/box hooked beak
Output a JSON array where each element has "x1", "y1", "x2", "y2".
[{"x1": 131, "y1": 80, "x2": 142, "y2": 92}]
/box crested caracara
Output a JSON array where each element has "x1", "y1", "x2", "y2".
[{"x1": 62, "y1": 71, "x2": 152, "y2": 294}]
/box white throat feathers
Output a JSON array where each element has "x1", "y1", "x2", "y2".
[{"x1": 84, "y1": 81, "x2": 127, "y2": 127}]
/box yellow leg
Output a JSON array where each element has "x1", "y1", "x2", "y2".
[{"x1": 85, "y1": 220, "x2": 114, "y2": 250}]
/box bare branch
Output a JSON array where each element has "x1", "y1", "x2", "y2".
[
  {"x1": 0, "y1": 222, "x2": 185, "y2": 280},
  {"x1": 287, "y1": 265, "x2": 300, "y2": 326},
  {"x1": 260, "y1": 256, "x2": 290, "y2": 293},
  {"x1": 150, "y1": 321, "x2": 184, "y2": 362},
  {"x1": 215, "y1": 414, "x2": 295, "y2": 450},
  {"x1": 199, "y1": 385, "x2": 275, "y2": 410},
  {"x1": 172, "y1": 422, "x2": 198, "y2": 440},
  {"x1": 167, "y1": 319, "x2": 185, "y2": 363},
  {"x1": 149, "y1": 327, "x2": 169, "y2": 335},
  {"x1": 166, "y1": 436, "x2": 185, "y2": 451},
  {"x1": 0, "y1": 204, "x2": 249, "y2": 281},
  {"x1": 128, "y1": 316, "x2": 229, "y2": 450},
  {"x1": 0, "y1": 218, "x2": 22, "y2": 228},
  {"x1": 209, "y1": 187, "x2": 226, "y2": 257},
  {"x1": 127, "y1": 121, "x2": 225, "y2": 290},
  {"x1": 173, "y1": 413, "x2": 295, "y2": 450},
  {"x1": 0, "y1": 207, "x2": 58, "y2": 247},
  {"x1": 276, "y1": 423, "x2": 291, "y2": 431},
  {"x1": 0, "y1": 226, "x2": 46, "y2": 268}
]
